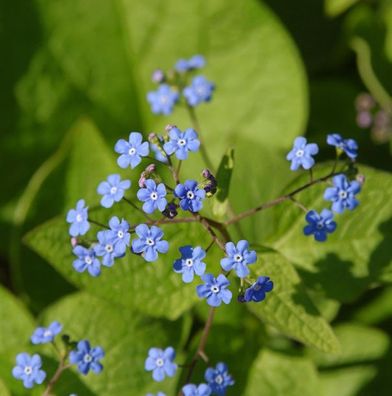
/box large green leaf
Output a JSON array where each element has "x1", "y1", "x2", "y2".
[
  {"x1": 39, "y1": 292, "x2": 183, "y2": 395},
  {"x1": 0, "y1": 285, "x2": 35, "y2": 354},
  {"x1": 24, "y1": 203, "x2": 223, "y2": 319},
  {"x1": 243, "y1": 349, "x2": 320, "y2": 396},
  {"x1": 35, "y1": 0, "x2": 308, "y2": 155},
  {"x1": 311, "y1": 323, "x2": 390, "y2": 367},
  {"x1": 325, "y1": 0, "x2": 359, "y2": 17},
  {"x1": 268, "y1": 164, "x2": 392, "y2": 302},
  {"x1": 246, "y1": 252, "x2": 340, "y2": 353}
]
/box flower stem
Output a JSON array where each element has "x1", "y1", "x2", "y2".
[{"x1": 42, "y1": 357, "x2": 70, "y2": 396}]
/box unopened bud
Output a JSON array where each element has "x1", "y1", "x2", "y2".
[
  {"x1": 71, "y1": 237, "x2": 78, "y2": 247},
  {"x1": 151, "y1": 69, "x2": 165, "y2": 83},
  {"x1": 138, "y1": 175, "x2": 146, "y2": 188},
  {"x1": 145, "y1": 164, "x2": 156, "y2": 174},
  {"x1": 162, "y1": 202, "x2": 178, "y2": 219},
  {"x1": 356, "y1": 174, "x2": 366, "y2": 185},
  {"x1": 165, "y1": 124, "x2": 176, "y2": 132},
  {"x1": 202, "y1": 168, "x2": 212, "y2": 179}
]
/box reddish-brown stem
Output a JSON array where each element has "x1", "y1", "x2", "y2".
[
  {"x1": 42, "y1": 357, "x2": 70, "y2": 396},
  {"x1": 225, "y1": 170, "x2": 342, "y2": 226}
]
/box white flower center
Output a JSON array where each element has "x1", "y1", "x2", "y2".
[
  {"x1": 128, "y1": 147, "x2": 136, "y2": 156},
  {"x1": 296, "y1": 149, "x2": 304, "y2": 157},
  {"x1": 185, "y1": 258, "x2": 193, "y2": 267},
  {"x1": 118, "y1": 230, "x2": 124, "y2": 238},
  {"x1": 43, "y1": 330, "x2": 52, "y2": 337},
  {"x1": 339, "y1": 190, "x2": 348, "y2": 199},
  {"x1": 83, "y1": 354, "x2": 93, "y2": 363},
  {"x1": 110, "y1": 186, "x2": 118, "y2": 195},
  {"x1": 186, "y1": 191, "x2": 195, "y2": 200},
  {"x1": 160, "y1": 95, "x2": 169, "y2": 105},
  {"x1": 105, "y1": 244, "x2": 113, "y2": 253},
  {"x1": 156, "y1": 358, "x2": 164, "y2": 367},
  {"x1": 316, "y1": 222, "x2": 324, "y2": 230},
  {"x1": 76, "y1": 214, "x2": 83, "y2": 222},
  {"x1": 85, "y1": 256, "x2": 93, "y2": 265},
  {"x1": 215, "y1": 374, "x2": 223, "y2": 385},
  {"x1": 150, "y1": 192, "x2": 158, "y2": 200},
  {"x1": 178, "y1": 139, "x2": 186, "y2": 146},
  {"x1": 196, "y1": 86, "x2": 206, "y2": 96},
  {"x1": 234, "y1": 254, "x2": 243, "y2": 262},
  {"x1": 254, "y1": 285, "x2": 261, "y2": 291},
  {"x1": 146, "y1": 238, "x2": 155, "y2": 246},
  {"x1": 211, "y1": 285, "x2": 220, "y2": 294},
  {"x1": 24, "y1": 366, "x2": 33, "y2": 375}
]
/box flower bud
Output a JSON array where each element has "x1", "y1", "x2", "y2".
[
  {"x1": 162, "y1": 202, "x2": 178, "y2": 219},
  {"x1": 151, "y1": 69, "x2": 165, "y2": 83},
  {"x1": 165, "y1": 124, "x2": 176, "y2": 132},
  {"x1": 70, "y1": 237, "x2": 78, "y2": 247},
  {"x1": 356, "y1": 174, "x2": 366, "y2": 185},
  {"x1": 138, "y1": 174, "x2": 146, "y2": 188},
  {"x1": 145, "y1": 163, "x2": 156, "y2": 174}
]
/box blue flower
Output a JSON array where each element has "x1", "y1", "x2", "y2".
[
  {"x1": 72, "y1": 245, "x2": 101, "y2": 277},
  {"x1": 151, "y1": 142, "x2": 168, "y2": 163},
  {"x1": 286, "y1": 137, "x2": 319, "y2": 171},
  {"x1": 324, "y1": 174, "x2": 361, "y2": 213},
  {"x1": 244, "y1": 276, "x2": 274, "y2": 302},
  {"x1": 115, "y1": 132, "x2": 150, "y2": 169},
  {"x1": 173, "y1": 246, "x2": 206, "y2": 283},
  {"x1": 174, "y1": 180, "x2": 206, "y2": 212},
  {"x1": 70, "y1": 340, "x2": 104, "y2": 375},
  {"x1": 12, "y1": 353, "x2": 46, "y2": 389},
  {"x1": 145, "y1": 347, "x2": 177, "y2": 382},
  {"x1": 147, "y1": 84, "x2": 179, "y2": 115},
  {"x1": 132, "y1": 224, "x2": 169, "y2": 262},
  {"x1": 163, "y1": 127, "x2": 200, "y2": 160},
  {"x1": 108, "y1": 216, "x2": 131, "y2": 255},
  {"x1": 205, "y1": 362, "x2": 234, "y2": 396},
  {"x1": 137, "y1": 179, "x2": 167, "y2": 214},
  {"x1": 175, "y1": 55, "x2": 205, "y2": 72},
  {"x1": 220, "y1": 240, "x2": 257, "y2": 278},
  {"x1": 94, "y1": 230, "x2": 120, "y2": 267},
  {"x1": 197, "y1": 274, "x2": 232, "y2": 307},
  {"x1": 182, "y1": 383, "x2": 211, "y2": 396},
  {"x1": 31, "y1": 321, "x2": 62, "y2": 344},
  {"x1": 304, "y1": 209, "x2": 337, "y2": 242},
  {"x1": 97, "y1": 174, "x2": 131, "y2": 208},
  {"x1": 66, "y1": 199, "x2": 90, "y2": 237},
  {"x1": 327, "y1": 133, "x2": 358, "y2": 159},
  {"x1": 183, "y1": 76, "x2": 215, "y2": 107}
]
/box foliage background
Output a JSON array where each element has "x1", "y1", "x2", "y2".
[{"x1": 0, "y1": 0, "x2": 391, "y2": 395}]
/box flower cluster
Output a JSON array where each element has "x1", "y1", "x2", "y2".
[
  {"x1": 286, "y1": 133, "x2": 362, "y2": 242},
  {"x1": 144, "y1": 345, "x2": 234, "y2": 396},
  {"x1": 147, "y1": 54, "x2": 215, "y2": 115},
  {"x1": 12, "y1": 321, "x2": 104, "y2": 390}
]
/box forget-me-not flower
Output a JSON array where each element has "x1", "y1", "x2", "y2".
[
  {"x1": 197, "y1": 274, "x2": 232, "y2": 307},
  {"x1": 94, "y1": 230, "x2": 119, "y2": 266},
  {"x1": 137, "y1": 179, "x2": 167, "y2": 214},
  {"x1": 182, "y1": 383, "x2": 211, "y2": 396},
  {"x1": 204, "y1": 362, "x2": 234, "y2": 396},
  {"x1": 303, "y1": 209, "x2": 337, "y2": 241},
  {"x1": 97, "y1": 174, "x2": 131, "y2": 208},
  {"x1": 183, "y1": 76, "x2": 215, "y2": 107},
  {"x1": 173, "y1": 246, "x2": 206, "y2": 283},
  {"x1": 163, "y1": 127, "x2": 200, "y2": 160},
  {"x1": 115, "y1": 132, "x2": 149, "y2": 169},
  {"x1": 324, "y1": 174, "x2": 361, "y2": 213},
  {"x1": 132, "y1": 224, "x2": 169, "y2": 262},
  {"x1": 145, "y1": 347, "x2": 177, "y2": 382},
  {"x1": 244, "y1": 276, "x2": 274, "y2": 302},
  {"x1": 220, "y1": 240, "x2": 257, "y2": 278},
  {"x1": 286, "y1": 137, "x2": 319, "y2": 171},
  {"x1": 31, "y1": 321, "x2": 62, "y2": 344},
  {"x1": 147, "y1": 84, "x2": 179, "y2": 115},
  {"x1": 174, "y1": 180, "x2": 206, "y2": 212},
  {"x1": 12, "y1": 353, "x2": 46, "y2": 389},
  {"x1": 108, "y1": 216, "x2": 131, "y2": 255},
  {"x1": 66, "y1": 199, "x2": 90, "y2": 237},
  {"x1": 70, "y1": 340, "x2": 104, "y2": 375},
  {"x1": 327, "y1": 133, "x2": 358, "y2": 159},
  {"x1": 73, "y1": 245, "x2": 101, "y2": 277}
]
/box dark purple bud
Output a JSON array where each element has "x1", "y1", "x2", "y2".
[
  {"x1": 237, "y1": 294, "x2": 247, "y2": 303},
  {"x1": 202, "y1": 168, "x2": 212, "y2": 179},
  {"x1": 151, "y1": 69, "x2": 165, "y2": 83},
  {"x1": 162, "y1": 202, "x2": 178, "y2": 219}
]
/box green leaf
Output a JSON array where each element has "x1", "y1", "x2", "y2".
[
  {"x1": 244, "y1": 349, "x2": 321, "y2": 396},
  {"x1": 35, "y1": 0, "x2": 308, "y2": 153},
  {"x1": 212, "y1": 148, "x2": 235, "y2": 218},
  {"x1": 64, "y1": 117, "x2": 119, "y2": 207},
  {"x1": 246, "y1": 252, "x2": 340, "y2": 353},
  {"x1": 311, "y1": 323, "x2": 390, "y2": 367},
  {"x1": 40, "y1": 292, "x2": 183, "y2": 395},
  {"x1": 24, "y1": 203, "x2": 222, "y2": 319},
  {"x1": 268, "y1": 164, "x2": 392, "y2": 302},
  {"x1": 0, "y1": 380, "x2": 11, "y2": 396},
  {"x1": 0, "y1": 285, "x2": 35, "y2": 354},
  {"x1": 354, "y1": 287, "x2": 392, "y2": 325},
  {"x1": 325, "y1": 0, "x2": 359, "y2": 17},
  {"x1": 320, "y1": 365, "x2": 377, "y2": 396}
]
